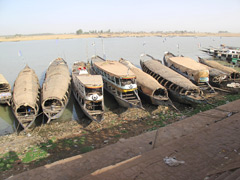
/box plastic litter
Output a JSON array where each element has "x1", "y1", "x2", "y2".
[{"x1": 163, "y1": 156, "x2": 185, "y2": 167}]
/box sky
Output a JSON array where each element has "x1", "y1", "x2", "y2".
[{"x1": 0, "y1": 0, "x2": 240, "y2": 35}]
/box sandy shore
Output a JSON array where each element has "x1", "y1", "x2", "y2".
[{"x1": 1, "y1": 33, "x2": 240, "y2": 42}]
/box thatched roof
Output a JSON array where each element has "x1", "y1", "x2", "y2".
[
  {"x1": 167, "y1": 57, "x2": 209, "y2": 82},
  {"x1": 12, "y1": 65, "x2": 40, "y2": 108},
  {"x1": 143, "y1": 60, "x2": 199, "y2": 90},
  {"x1": 198, "y1": 58, "x2": 238, "y2": 74},
  {"x1": 119, "y1": 58, "x2": 167, "y2": 96},
  {"x1": 42, "y1": 58, "x2": 71, "y2": 101},
  {"x1": 93, "y1": 60, "x2": 135, "y2": 78}
]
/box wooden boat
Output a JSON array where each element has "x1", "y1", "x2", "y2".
[
  {"x1": 72, "y1": 62, "x2": 104, "y2": 122},
  {"x1": 41, "y1": 58, "x2": 71, "y2": 123},
  {"x1": 0, "y1": 74, "x2": 11, "y2": 105},
  {"x1": 140, "y1": 54, "x2": 205, "y2": 105},
  {"x1": 119, "y1": 58, "x2": 169, "y2": 105},
  {"x1": 91, "y1": 56, "x2": 143, "y2": 109},
  {"x1": 163, "y1": 52, "x2": 210, "y2": 85},
  {"x1": 198, "y1": 57, "x2": 240, "y2": 93},
  {"x1": 201, "y1": 46, "x2": 240, "y2": 63},
  {"x1": 12, "y1": 65, "x2": 40, "y2": 129}
]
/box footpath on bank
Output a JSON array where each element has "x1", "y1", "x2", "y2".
[{"x1": 8, "y1": 99, "x2": 240, "y2": 180}]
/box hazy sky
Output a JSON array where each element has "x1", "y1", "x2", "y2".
[{"x1": 0, "y1": 0, "x2": 239, "y2": 35}]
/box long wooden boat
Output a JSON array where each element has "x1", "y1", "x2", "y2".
[
  {"x1": 201, "y1": 46, "x2": 240, "y2": 62},
  {"x1": 12, "y1": 65, "x2": 40, "y2": 129},
  {"x1": 140, "y1": 54, "x2": 204, "y2": 105},
  {"x1": 198, "y1": 57, "x2": 240, "y2": 93},
  {"x1": 0, "y1": 74, "x2": 11, "y2": 105},
  {"x1": 163, "y1": 52, "x2": 210, "y2": 85},
  {"x1": 119, "y1": 58, "x2": 169, "y2": 105},
  {"x1": 72, "y1": 62, "x2": 104, "y2": 122},
  {"x1": 41, "y1": 58, "x2": 71, "y2": 123},
  {"x1": 91, "y1": 56, "x2": 143, "y2": 109}
]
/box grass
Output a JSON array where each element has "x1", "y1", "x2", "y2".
[
  {"x1": 0, "y1": 135, "x2": 93, "y2": 172},
  {"x1": 0, "y1": 152, "x2": 19, "y2": 171}
]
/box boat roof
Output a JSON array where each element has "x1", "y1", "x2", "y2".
[
  {"x1": 119, "y1": 59, "x2": 167, "y2": 96},
  {"x1": 77, "y1": 75, "x2": 103, "y2": 88},
  {"x1": 143, "y1": 60, "x2": 199, "y2": 90},
  {"x1": 169, "y1": 57, "x2": 208, "y2": 71},
  {"x1": 13, "y1": 65, "x2": 40, "y2": 107},
  {"x1": 199, "y1": 58, "x2": 239, "y2": 74},
  {"x1": 93, "y1": 60, "x2": 135, "y2": 78},
  {"x1": 42, "y1": 58, "x2": 71, "y2": 101},
  {"x1": 0, "y1": 74, "x2": 9, "y2": 84}
]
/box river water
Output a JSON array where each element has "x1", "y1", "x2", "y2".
[{"x1": 0, "y1": 36, "x2": 240, "y2": 135}]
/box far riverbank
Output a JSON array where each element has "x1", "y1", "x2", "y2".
[{"x1": 1, "y1": 32, "x2": 240, "y2": 42}]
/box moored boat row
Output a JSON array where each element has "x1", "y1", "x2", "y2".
[{"x1": 1, "y1": 53, "x2": 240, "y2": 130}]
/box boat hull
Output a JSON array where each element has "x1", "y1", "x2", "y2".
[
  {"x1": 0, "y1": 92, "x2": 11, "y2": 105},
  {"x1": 138, "y1": 89, "x2": 168, "y2": 106},
  {"x1": 72, "y1": 83, "x2": 103, "y2": 122},
  {"x1": 168, "y1": 89, "x2": 205, "y2": 105},
  {"x1": 105, "y1": 87, "x2": 142, "y2": 109}
]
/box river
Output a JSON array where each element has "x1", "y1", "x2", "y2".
[{"x1": 0, "y1": 36, "x2": 239, "y2": 135}]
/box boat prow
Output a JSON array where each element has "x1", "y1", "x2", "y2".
[
  {"x1": 41, "y1": 58, "x2": 71, "y2": 123},
  {"x1": 12, "y1": 65, "x2": 40, "y2": 129},
  {"x1": 72, "y1": 61, "x2": 104, "y2": 122}
]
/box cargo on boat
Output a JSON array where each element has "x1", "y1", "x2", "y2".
[
  {"x1": 0, "y1": 74, "x2": 11, "y2": 105},
  {"x1": 198, "y1": 57, "x2": 240, "y2": 93},
  {"x1": 163, "y1": 52, "x2": 210, "y2": 85},
  {"x1": 140, "y1": 54, "x2": 204, "y2": 105},
  {"x1": 119, "y1": 58, "x2": 169, "y2": 105},
  {"x1": 12, "y1": 65, "x2": 40, "y2": 129},
  {"x1": 72, "y1": 61, "x2": 104, "y2": 122},
  {"x1": 41, "y1": 58, "x2": 71, "y2": 123},
  {"x1": 91, "y1": 56, "x2": 143, "y2": 109}
]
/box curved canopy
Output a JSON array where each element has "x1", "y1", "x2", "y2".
[
  {"x1": 13, "y1": 65, "x2": 39, "y2": 108},
  {"x1": 143, "y1": 60, "x2": 199, "y2": 90},
  {"x1": 42, "y1": 58, "x2": 71, "y2": 101}
]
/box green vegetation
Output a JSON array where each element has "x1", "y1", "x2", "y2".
[
  {"x1": 0, "y1": 152, "x2": 19, "y2": 171},
  {"x1": 0, "y1": 135, "x2": 93, "y2": 172},
  {"x1": 183, "y1": 94, "x2": 240, "y2": 117}
]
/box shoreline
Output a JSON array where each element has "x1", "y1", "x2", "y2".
[{"x1": 1, "y1": 32, "x2": 240, "y2": 42}]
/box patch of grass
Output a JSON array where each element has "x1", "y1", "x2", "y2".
[
  {"x1": 113, "y1": 134, "x2": 121, "y2": 138},
  {"x1": 152, "y1": 120, "x2": 165, "y2": 127},
  {"x1": 0, "y1": 151, "x2": 19, "y2": 171},
  {"x1": 147, "y1": 127, "x2": 158, "y2": 131},
  {"x1": 120, "y1": 130, "x2": 128, "y2": 134},
  {"x1": 22, "y1": 146, "x2": 48, "y2": 163},
  {"x1": 80, "y1": 146, "x2": 94, "y2": 153}
]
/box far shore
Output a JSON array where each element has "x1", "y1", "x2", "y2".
[{"x1": 1, "y1": 32, "x2": 240, "y2": 42}]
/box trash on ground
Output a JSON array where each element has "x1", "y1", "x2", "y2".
[{"x1": 163, "y1": 156, "x2": 185, "y2": 167}]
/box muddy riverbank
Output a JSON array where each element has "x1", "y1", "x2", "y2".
[{"x1": 1, "y1": 92, "x2": 240, "y2": 179}]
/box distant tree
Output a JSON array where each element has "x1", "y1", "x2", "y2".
[{"x1": 76, "y1": 29, "x2": 83, "y2": 35}]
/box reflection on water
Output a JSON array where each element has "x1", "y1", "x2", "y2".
[{"x1": 1, "y1": 36, "x2": 240, "y2": 136}]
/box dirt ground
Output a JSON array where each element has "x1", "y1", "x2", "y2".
[{"x1": 0, "y1": 92, "x2": 238, "y2": 179}]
